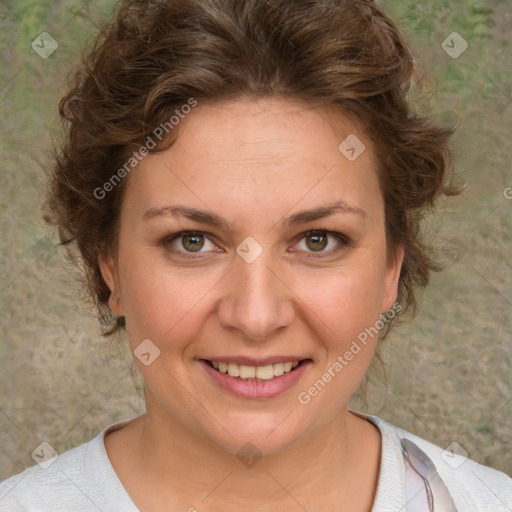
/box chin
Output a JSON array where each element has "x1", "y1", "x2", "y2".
[{"x1": 201, "y1": 412, "x2": 305, "y2": 457}]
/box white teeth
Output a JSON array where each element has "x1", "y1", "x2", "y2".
[
  {"x1": 227, "y1": 363, "x2": 239, "y2": 377},
  {"x1": 255, "y1": 365, "x2": 274, "y2": 380},
  {"x1": 273, "y1": 363, "x2": 284, "y2": 376},
  {"x1": 239, "y1": 364, "x2": 256, "y2": 379},
  {"x1": 209, "y1": 360, "x2": 301, "y2": 379}
]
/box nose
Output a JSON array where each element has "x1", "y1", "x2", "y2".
[{"x1": 216, "y1": 245, "x2": 295, "y2": 342}]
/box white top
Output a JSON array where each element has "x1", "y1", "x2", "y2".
[{"x1": 1, "y1": 414, "x2": 511, "y2": 511}]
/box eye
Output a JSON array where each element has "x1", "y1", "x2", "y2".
[
  {"x1": 293, "y1": 230, "x2": 348, "y2": 256},
  {"x1": 162, "y1": 229, "x2": 349, "y2": 259},
  {"x1": 163, "y1": 231, "x2": 218, "y2": 255}
]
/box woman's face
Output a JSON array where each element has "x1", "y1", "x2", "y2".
[{"x1": 101, "y1": 97, "x2": 403, "y2": 455}]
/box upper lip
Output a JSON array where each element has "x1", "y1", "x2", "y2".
[{"x1": 200, "y1": 356, "x2": 310, "y2": 366}]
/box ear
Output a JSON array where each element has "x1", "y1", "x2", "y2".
[
  {"x1": 381, "y1": 244, "x2": 404, "y2": 312},
  {"x1": 99, "y1": 254, "x2": 124, "y2": 316}
]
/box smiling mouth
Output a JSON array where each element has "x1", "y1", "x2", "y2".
[{"x1": 202, "y1": 359, "x2": 310, "y2": 381}]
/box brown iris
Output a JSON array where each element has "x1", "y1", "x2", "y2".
[
  {"x1": 182, "y1": 232, "x2": 205, "y2": 252},
  {"x1": 305, "y1": 231, "x2": 328, "y2": 252}
]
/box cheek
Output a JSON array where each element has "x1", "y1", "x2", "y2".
[
  {"x1": 291, "y1": 265, "x2": 386, "y2": 409},
  {"x1": 296, "y1": 260, "x2": 386, "y2": 335},
  {"x1": 117, "y1": 254, "x2": 221, "y2": 346}
]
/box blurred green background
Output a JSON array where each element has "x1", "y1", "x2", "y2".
[{"x1": 0, "y1": 0, "x2": 511, "y2": 481}]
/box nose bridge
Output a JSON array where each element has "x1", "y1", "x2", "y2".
[{"x1": 218, "y1": 239, "x2": 294, "y2": 341}]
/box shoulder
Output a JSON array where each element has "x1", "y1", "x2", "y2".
[
  {"x1": 0, "y1": 439, "x2": 97, "y2": 511},
  {"x1": 0, "y1": 420, "x2": 138, "y2": 512},
  {"x1": 369, "y1": 414, "x2": 512, "y2": 511}
]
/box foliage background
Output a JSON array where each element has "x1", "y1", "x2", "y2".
[{"x1": 0, "y1": 0, "x2": 511, "y2": 481}]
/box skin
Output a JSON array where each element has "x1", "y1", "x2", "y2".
[{"x1": 100, "y1": 97, "x2": 404, "y2": 511}]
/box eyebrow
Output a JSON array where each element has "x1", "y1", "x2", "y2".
[{"x1": 142, "y1": 200, "x2": 367, "y2": 228}]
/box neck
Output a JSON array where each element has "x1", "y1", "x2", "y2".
[{"x1": 122, "y1": 405, "x2": 381, "y2": 510}]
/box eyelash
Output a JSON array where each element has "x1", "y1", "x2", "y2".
[{"x1": 161, "y1": 229, "x2": 350, "y2": 259}]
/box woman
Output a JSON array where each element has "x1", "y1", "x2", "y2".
[{"x1": 1, "y1": 0, "x2": 510, "y2": 510}]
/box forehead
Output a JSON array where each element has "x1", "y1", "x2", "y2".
[
  {"x1": 171, "y1": 97, "x2": 371, "y2": 166},
  {"x1": 122, "y1": 97, "x2": 383, "y2": 228}
]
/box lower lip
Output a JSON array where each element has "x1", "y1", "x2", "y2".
[{"x1": 198, "y1": 360, "x2": 311, "y2": 399}]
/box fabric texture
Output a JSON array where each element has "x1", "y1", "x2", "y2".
[{"x1": 1, "y1": 414, "x2": 510, "y2": 511}]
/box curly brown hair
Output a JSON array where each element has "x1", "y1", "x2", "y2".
[{"x1": 44, "y1": 0, "x2": 459, "y2": 338}]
